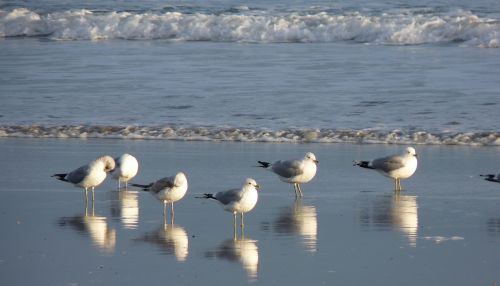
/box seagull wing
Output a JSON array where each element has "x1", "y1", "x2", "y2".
[
  {"x1": 114, "y1": 156, "x2": 122, "y2": 168},
  {"x1": 149, "y1": 176, "x2": 175, "y2": 193},
  {"x1": 272, "y1": 159, "x2": 303, "y2": 178},
  {"x1": 66, "y1": 165, "x2": 90, "y2": 184},
  {"x1": 215, "y1": 188, "x2": 243, "y2": 205},
  {"x1": 372, "y1": 155, "x2": 405, "y2": 172}
]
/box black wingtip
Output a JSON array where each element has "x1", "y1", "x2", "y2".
[
  {"x1": 202, "y1": 193, "x2": 215, "y2": 199},
  {"x1": 131, "y1": 183, "x2": 152, "y2": 191},
  {"x1": 480, "y1": 174, "x2": 500, "y2": 183},
  {"x1": 52, "y1": 173, "x2": 68, "y2": 182},
  {"x1": 257, "y1": 161, "x2": 271, "y2": 168},
  {"x1": 353, "y1": 160, "x2": 373, "y2": 169},
  {"x1": 480, "y1": 174, "x2": 494, "y2": 178}
]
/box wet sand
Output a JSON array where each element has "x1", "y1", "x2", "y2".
[{"x1": 0, "y1": 138, "x2": 499, "y2": 285}]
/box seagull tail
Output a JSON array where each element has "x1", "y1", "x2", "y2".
[
  {"x1": 52, "y1": 173, "x2": 68, "y2": 182},
  {"x1": 257, "y1": 161, "x2": 271, "y2": 169},
  {"x1": 480, "y1": 174, "x2": 499, "y2": 182},
  {"x1": 480, "y1": 174, "x2": 494, "y2": 178},
  {"x1": 131, "y1": 183, "x2": 153, "y2": 191},
  {"x1": 353, "y1": 160, "x2": 373, "y2": 169},
  {"x1": 197, "y1": 193, "x2": 215, "y2": 200}
]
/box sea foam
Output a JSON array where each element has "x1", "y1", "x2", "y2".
[
  {"x1": 1, "y1": 8, "x2": 499, "y2": 47},
  {"x1": 0, "y1": 125, "x2": 498, "y2": 146}
]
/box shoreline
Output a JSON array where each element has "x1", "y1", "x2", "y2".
[{"x1": 0, "y1": 125, "x2": 498, "y2": 146}]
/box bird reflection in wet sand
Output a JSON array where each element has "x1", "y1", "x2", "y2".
[
  {"x1": 205, "y1": 229, "x2": 259, "y2": 281},
  {"x1": 360, "y1": 193, "x2": 419, "y2": 247},
  {"x1": 110, "y1": 190, "x2": 139, "y2": 229},
  {"x1": 135, "y1": 223, "x2": 189, "y2": 262},
  {"x1": 58, "y1": 201, "x2": 116, "y2": 253},
  {"x1": 273, "y1": 198, "x2": 318, "y2": 252}
]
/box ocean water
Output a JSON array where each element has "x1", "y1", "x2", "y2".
[{"x1": 0, "y1": 0, "x2": 499, "y2": 145}]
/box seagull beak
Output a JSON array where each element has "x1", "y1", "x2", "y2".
[
  {"x1": 314, "y1": 159, "x2": 319, "y2": 164},
  {"x1": 414, "y1": 154, "x2": 418, "y2": 158},
  {"x1": 255, "y1": 184, "x2": 261, "y2": 190}
]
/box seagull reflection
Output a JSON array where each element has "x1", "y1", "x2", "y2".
[
  {"x1": 360, "y1": 193, "x2": 419, "y2": 247},
  {"x1": 273, "y1": 198, "x2": 318, "y2": 252},
  {"x1": 206, "y1": 231, "x2": 259, "y2": 280},
  {"x1": 110, "y1": 190, "x2": 139, "y2": 229},
  {"x1": 58, "y1": 202, "x2": 116, "y2": 253},
  {"x1": 135, "y1": 223, "x2": 189, "y2": 261}
]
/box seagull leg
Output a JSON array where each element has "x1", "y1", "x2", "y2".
[
  {"x1": 84, "y1": 188, "x2": 88, "y2": 203},
  {"x1": 84, "y1": 195, "x2": 89, "y2": 215},
  {"x1": 91, "y1": 187, "x2": 95, "y2": 201},
  {"x1": 233, "y1": 212, "x2": 237, "y2": 231},
  {"x1": 171, "y1": 202, "x2": 175, "y2": 223},
  {"x1": 293, "y1": 183, "x2": 298, "y2": 197},
  {"x1": 297, "y1": 184, "x2": 304, "y2": 197},
  {"x1": 241, "y1": 214, "x2": 245, "y2": 239},
  {"x1": 394, "y1": 178, "x2": 402, "y2": 192},
  {"x1": 91, "y1": 199, "x2": 95, "y2": 216},
  {"x1": 118, "y1": 180, "x2": 121, "y2": 189},
  {"x1": 163, "y1": 201, "x2": 167, "y2": 225},
  {"x1": 233, "y1": 217, "x2": 237, "y2": 240}
]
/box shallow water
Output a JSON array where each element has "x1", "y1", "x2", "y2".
[
  {"x1": 0, "y1": 138, "x2": 499, "y2": 285},
  {"x1": 1, "y1": 0, "x2": 500, "y2": 146}
]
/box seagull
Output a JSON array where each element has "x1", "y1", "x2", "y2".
[
  {"x1": 132, "y1": 172, "x2": 188, "y2": 224},
  {"x1": 202, "y1": 178, "x2": 260, "y2": 227},
  {"x1": 353, "y1": 147, "x2": 418, "y2": 191},
  {"x1": 258, "y1": 152, "x2": 318, "y2": 197},
  {"x1": 52, "y1": 155, "x2": 116, "y2": 201},
  {"x1": 111, "y1": 153, "x2": 139, "y2": 189},
  {"x1": 480, "y1": 174, "x2": 500, "y2": 183}
]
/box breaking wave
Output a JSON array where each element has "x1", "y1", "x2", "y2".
[
  {"x1": 1, "y1": 7, "x2": 499, "y2": 47},
  {"x1": 0, "y1": 125, "x2": 498, "y2": 146}
]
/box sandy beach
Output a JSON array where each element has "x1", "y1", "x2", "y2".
[{"x1": 0, "y1": 138, "x2": 499, "y2": 285}]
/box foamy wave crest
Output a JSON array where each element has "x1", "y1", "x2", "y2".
[
  {"x1": 0, "y1": 8, "x2": 499, "y2": 47},
  {"x1": 0, "y1": 125, "x2": 498, "y2": 146}
]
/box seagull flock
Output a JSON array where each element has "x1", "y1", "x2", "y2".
[{"x1": 52, "y1": 148, "x2": 498, "y2": 227}]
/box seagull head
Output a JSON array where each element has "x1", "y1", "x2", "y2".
[
  {"x1": 406, "y1": 147, "x2": 417, "y2": 158},
  {"x1": 305, "y1": 152, "x2": 319, "y2": 164},
  {"x1": 245, "y1": 178, "x2": 260, "y2": 190},
  {"x1": 99, "y1": 155, "x2": 116, "y2": 173},
  {"x1": 174, "y1": 172, "x2": 188, "y2": 187}
]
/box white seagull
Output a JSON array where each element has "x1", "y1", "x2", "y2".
[
  {"x1": 52, "y1": 155, "x2": 116, "y2": 201},
  {"x1": 258, "y1": 152, "x2": 319, "y2": 197},
  {"x1": 480, "y1": 174, "x2": 500, "y2": 183},
  {"x1": 111, "y1": 153, "x2": 139, "y2": 189},
  {"x1": 354, "y1": 147, "x2": 418, "y2": 191},
  {"x1": 132, "y1": 172, "x2": 188, "y2": 224},
  {"x1": 202, "y1": 178, "x2": 260, "y2": 227}
]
